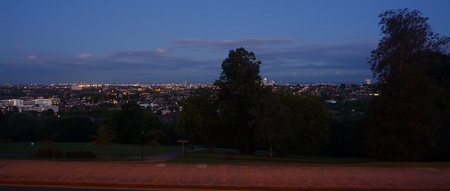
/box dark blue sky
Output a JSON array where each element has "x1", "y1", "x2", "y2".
[{"x1": 1, "y1": 0, "x2": 449, "y2": 84}]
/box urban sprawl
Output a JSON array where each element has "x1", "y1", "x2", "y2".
[{"x1": 1, "y1": 79, "x2": 375, "y2": 122}]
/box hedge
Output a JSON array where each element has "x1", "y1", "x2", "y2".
[
  {"x1": 35, "y1": 148, "x2": 62, "y2": 158},
  {"x1": 66, "y1": 150, "x2": 95, "y2": 159}
]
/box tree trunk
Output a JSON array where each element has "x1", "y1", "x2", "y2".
[
  {"x1": 209, "y1": 145, "x2": 214, "y2": 153},
  {"x1": 107, "y1": 146, "x2": 110, "y2": 161},
  {"x1": 269, "y1": 145, "x2": 273, "y2": 158}
]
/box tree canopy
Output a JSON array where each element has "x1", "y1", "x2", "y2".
[
  {"x1": 250, "y1": 89, "x2": 292, "y2": 157},
  {"x1": 178, "y1": 48, "x2": 336, "y2": 156},
  {"x1": 214, "y1": 47, "x2": 264, "y2": 154},
  {"x1": 277, "y1": 89, "x2": 333, "y2": 157},
  {"x1": 365, "y1": 8, "x2": 450, "y2": 161},
  {"x1": 8, "y1": 112, "x2": 43, "y2": 142},
  {"x1": 100, "y1": 101, "x2": 162, "y2": 144},
  {"x1": 177, "y1": 88, "x2": 222, "y2": 152}
]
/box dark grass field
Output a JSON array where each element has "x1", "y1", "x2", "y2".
[
  {"x1": 171, "y1": 148, "x2": 450, "y2": 167},
  {"x1": 1, "y1": 142, "x2": 450, "y2": 167},
  {"x1": 0, "y1": 142, "x2": 180, "y2": 158}
]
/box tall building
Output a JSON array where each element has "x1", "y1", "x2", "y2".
[
  {"x1": 263, "y1": 78, "x2": 267, "y2": 85},
  {"x1": 365, "y1": 78, "x2": 371, "y2": 85}
]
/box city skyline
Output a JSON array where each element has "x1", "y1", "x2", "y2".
[{"x1": 1, "y1": 0, "x2": 449, "y2": 84}]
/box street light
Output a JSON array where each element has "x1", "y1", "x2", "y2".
[{"x1": 141, "y1": 131, "x2": 144, "y2": 159}]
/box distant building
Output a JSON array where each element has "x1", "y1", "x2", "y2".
[
  {"x1": 71, "y1": 85, "x2": 82, "y2": 90},
  {"x1": 9, "y1": 99, "x2": 22, "y2": 107},
  {"x1": 325, "y1": 99, "x2": 337, "y2": 104},
  {"x1": 0, "y1": 98, "x2": 58, "y2": 113},
  {"x1": 365, "y1": 78, "x2": 371, "y2": 85}
]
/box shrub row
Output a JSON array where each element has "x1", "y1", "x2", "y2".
[
  {"x1": 66, "y1": 150, "x2": 96, "y2": 159},
  {"x1": 35, "y1": 148, "x2": 62, "y2": 158},
  {"x1": 34, "y1": 149, "x2": 95, "y2": 159}
]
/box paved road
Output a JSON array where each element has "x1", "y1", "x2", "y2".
[
  {"x1": 0, "y1": 159, "x2": 449, "y2": 190},
  {"x1": 0, "y1": 185, "x2": 168, "y2": 191}
]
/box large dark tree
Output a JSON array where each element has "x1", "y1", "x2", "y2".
[
  {"x1": 92, "y1": 125, "x2": 116, "y2": 161},
  {"x1": 365, "y1": 9, "x2": 450, "y2": 161},
  {"x1": 178, "y1": 88, "x2": 221, "y2": 152},
  {"x1": 100, "y1": 101, "x2": 162, "y2": 144},
  {"x1": 277, "y1": 89, "x2": 333, "y2": 157},
  {"x1": 61, "y1": 116, "x2": 97, "y2": 142},
  {"x1": 41, "y1": 115, "x2": 97, "y2": 142},
  {"x1": 8, "y1": 112, "x2": 44, "y2": 142},
  {"x1": 214, "y1": 47, "x2": 264, "y2": 154},
  {"x1": 0, "y1": 112, "x2": 12, "y2": 141},
  {"x1": 250, "y1": 89, "x2": 292, "y2": 157},
  {"x1": 324, "y1": 115, "x2": 367, "y2": 158},
  {"x1": 428, "y1": 53, "x2": 450, "y2": 161},
  {"x1": 116, "y1": 101, "x2": 144, "y2": 144}
]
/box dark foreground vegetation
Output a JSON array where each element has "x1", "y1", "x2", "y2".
[
  {"x1": 1, "y1": 8, "x2": 450, "y2": 163},
  {"x1": 1, "y1": 142, "x2": 449, "y2": 168},
  {"x1": 178, "y1": 8, "x2": 450, "y2": 162},
  {"x1": 0, "y1": 142, "x2": 180, "y2": 160}
]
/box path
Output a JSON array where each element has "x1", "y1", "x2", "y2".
[{"x1": 0, "y1": 159, "x2": 449, "y2": 190}]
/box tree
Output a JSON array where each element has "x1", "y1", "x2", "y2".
[
  {"x1": 141, "y1": 109, "x2": 163, "y2": 156},
  {"x1": 214, "y1": 47, "x2": 264, "y2": 154},
  {"x1": 323, "y1": 116, "x2": 367, "y2": 157},
  {"x1": 59, "y1": 116, "x2": 96, "y2": 142},
  {"x1": 8, "y1": 112, "x2": 44, "y2": 142},
  {"x1": 141, "y1": 110, "x2": 162, "y2": 136},
  {"x1": 41, "y1": 109, "x2": 55, "y2": 117},
  {"x1": 42, "y1": 135, "x2": 60, "y2": 160},
  {"x1": 278, "y1": 89, "x2": 333, "y2": 157},
  {"x1": 118, "y1": 101, "x2": 145, "y2": 144},
  {"x1": 57, "y1": 110, "x2": 66, "y2": 117},
  {"x1": 428, "y1": 53, "x2": 450, "y2": 161},
  {"x1": 0, "y1": 112, "x2": 12, "y2": 142},
  {"x1": 92, "y1": 125, "x2": 116, "y2": 161},
  {"x1": 146, "y1": 129, "x2": 166, "y2": 162},
  {"x1": 250, "y1": 89, "x2": 292, "y2": 157},
  {"x1": 100, "y1": 101, "x2": 162, "y2": 144},
  {"x1": 177, "y1": 88, "x2": 221, "y2": 152},
  {"x1": 365, "y1": 9, "x2": 450, "y2": 161}
]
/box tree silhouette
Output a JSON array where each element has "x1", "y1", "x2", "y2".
[
  {"x1": 365, "y1": 8, "x2": 450, "y2": 161},
  {"x1": 250, "y1": 90, "x2": 292, "y2": 157},
  {"x1": 214, "y1": 47, "x2": 264, "y2": 154},
  {"x1": 178, "y1": 88, "x2": 221, "y2": 152},
  {"x1": 92, "y1": 125, "x2": 116, "y2": 161},
  {"x1": 277, "y1": 89, "x2": 333, "y2": 158}
]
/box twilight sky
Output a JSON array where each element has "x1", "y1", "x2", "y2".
[{"x1": 1, "y1": 0, "x2": 449, "y2": 84}]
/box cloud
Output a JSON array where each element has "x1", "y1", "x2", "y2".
[
  {"x1": 173, "y1": 38, "x2": 296, "y2": 51},
  {"x1": 259, "y1": 40, "x2": 376, "y2": 70},
  {"x1": 1, "y1": 36, "x2": 377, "y2": 84},
  {"x1": 156, "y1": 48, "x2": 168, "y2": 53},
  {"x1": 252, "y1": 37, "x2": 377, "y2": 83},
  {"x1": 28, "y1": 55, "x2": 38, "y2": 60},
  {"x1": 94, "y1": 50, "x2": 219, "y2": 76},
  {"x1": 108, "y1": 49, "x2": 170, "y2": 58},
  {"x1": 221, "y1": 38, "x2": 296, "y2": 46},
  {"x1": 78, "y1": 53, "x2": 94, "y2": 59}
]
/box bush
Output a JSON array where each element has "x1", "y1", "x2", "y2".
[
  {"x1": 66, "y1": 150, "x2": 95, "y2": 159},
  {"x1": 35, "y1": 148, "x2": 62, "y2": 158}
]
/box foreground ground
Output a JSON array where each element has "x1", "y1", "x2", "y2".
[
  {"x1": 0, "y1": 159, "x2": 449, "y2": 190},
  {"x1": 1, "y1": 143, "x2": 450, "y2": 190}
]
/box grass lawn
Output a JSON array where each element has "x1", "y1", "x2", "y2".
[
  {"x1": 171, "y1": 148, "x2": 450, "y2": 167},
  {"x1": 2, "y1": 143, "x2": 449, "y2": 167},
  {"x1": 0, "y1": 142, "x2": 180, "y2": 158}
]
